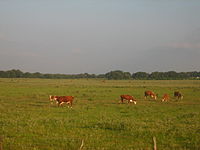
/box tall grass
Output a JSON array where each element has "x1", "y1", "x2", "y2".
[{"x1": 0, "y1": 78, "x2": 200, "y2": 149}]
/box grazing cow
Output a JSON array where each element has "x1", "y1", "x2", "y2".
[
  {"x1": 54, "y1": 96, "x2": 74, "y2": 108},
  {"x1": 120, "y1": 95, "x2": 137, "y2": 104},
  {"x1": 174, "y1": 91, "x2": 183, "y2": 99},
  {"x1": 161, "y1": 94, "x2": 170, "y2": 102},
  {"x1": 144, "y1": 91, "x2": 157, "y2": 100}
]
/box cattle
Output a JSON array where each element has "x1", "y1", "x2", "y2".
[
  {"x1": 144, "y1": 91, "x2": 157, "y2": 100},
  {"x1": 54, "y1": 96, "x2": 74, "y2": 108},
  {"x1": 120, "y1": 95, "x2": 137, "y2": 104},
  {"x1": 161, "y1": 94, "x2": 170, "y2": 102},
  {"x1": 174, "y1": 91, "x2": 183, "y2": 99}
]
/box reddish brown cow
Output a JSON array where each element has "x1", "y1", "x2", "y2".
[
  {"x1": 161, "y1": 94, "x2": 170, "y2": 102},
  {"x1": 54, "y1": 96, "x2": 74, "y2": 108},
  {"x1": 174, "y1": 91, "x2": 183, "y2": 99},
  {"x1": 120, "y1": 95, "x2": 137, "y2": 104},
  {"x1": 144, "y1": 91, "x2": 157, "y2": 100}
]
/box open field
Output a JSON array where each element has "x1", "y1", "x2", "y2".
[{"x1": 0, "y1": 78, "x2": 200, "y2": 150}]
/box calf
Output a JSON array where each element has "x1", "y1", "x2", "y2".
[
  {"x1": 144, "y1": 91, "x2": 157, "y2": 100},
  {"x1": 174, "y1": 91, "x2": 183, "y2": 99},
  {"x1": 54, "y1": 96, "x2": 74, "y2": 108},
  {"x1": 120, "y1": 95, "x2": 137, "y2": 104},
  {"x1": 161, "y1": 94, "x2": 170, "y2": 102}
]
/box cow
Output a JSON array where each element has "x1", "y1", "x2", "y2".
[
  {"x1": 161, "y1": 94, "x2": 170, "y2": 102},
  {"x1": 144, "y1": 91, "x2": 157, "y2": 100},
  {"x1": 120, "y1": 95, "x2": 137, "y2": 104},
  {"x1": 54, "y1": 96, "x2": 74, "y2": 108},
  {"x1": 174, "y1": 91, "x2": 183, "y2": 99}
]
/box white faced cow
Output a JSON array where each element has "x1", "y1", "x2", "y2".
[
  {"x1": 120, "y1": 95, "x2": 137, "y2": 104},
  {"x1": 144, "y1": 91, "x2": 157, "y2": 100},
  {"x1": 161, "y1": 94, "x2": 170, "y2": 102},
  {"x1": 54, "y1": 96, "x2": 74, "y2": 108}
]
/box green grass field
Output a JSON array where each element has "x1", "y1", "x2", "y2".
[{"x1": 0, "y1": 78, "x2": 200, "y2": 150}]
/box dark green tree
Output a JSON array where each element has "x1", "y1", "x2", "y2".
[{"x1": 132, "y1": 72, "x2": 149, "y2": 79}]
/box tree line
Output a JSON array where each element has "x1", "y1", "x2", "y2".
[{"x1": 0, "y1": 69, "x2": 199, "y2": 80}]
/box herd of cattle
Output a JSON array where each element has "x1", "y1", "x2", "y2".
[{"x1": 49, "y1": 91, "x2": 183, "y2": 108}]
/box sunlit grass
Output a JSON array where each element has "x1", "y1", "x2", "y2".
[{"x1": 0, "y1": 78, "x2": 200, "y2": 149}]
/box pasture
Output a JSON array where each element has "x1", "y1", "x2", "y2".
[{"x1": 0, "y1": 78, "x2": 200, "y2": 150}]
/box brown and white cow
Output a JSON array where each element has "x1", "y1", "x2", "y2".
[
  {"x1": 174, "y1": 91, "x2": 183, "y2": 99},
  {"x1": 54, "y1": 96, "x2": 74, "y2": 108},
  {"x1": 144, "y1": 91, "x2": 157, "y2": 100},
  {"x1": 161, "y1": 94, "x2": 170, "y2": 102},
  {"x1": 120, "y1": 95, "x2": 137, "y2": 104}
]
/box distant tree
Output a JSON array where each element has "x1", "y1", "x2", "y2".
[
  {"x1": 32, "y1": 72, "x2": 43, "y2": 78},
  {"x1": 6, "y1": 70, "x2": 16, "y2": 78},
  {"x1": 0, "y1": 69, "x2": 199, "y2": 80},
  {"x1": 165, "y1": 71, "x2": 178, "y2": 79},
  {"x1": 177, "y1": 72, "x2": 188, "y2": 79},
  {"x1": 132, "y1": 72, "x2": 149, "y2": 79},
  {"x1": 123, "y1": 72, "x2": 132, "y2": 79},
  {"x1": 105, "y1": 70, "x2": 123, "y2": 80},
  {"x1": 105, "y1": 70, "x2": 131, "y2": 80},
  {"x1": 187, "y1": 71, "x2": 199, "y2": 78},
  {"x1": 23, "y1": 72, "x2": 32, "y2": 78},
  {"x1": 0, "y1": 71, "x2": 7, "y2": 78},
  {"x1": 43, "y1": 74, "x2": 54, "y2": 79},
  {"x1": 96, "y1": 74, "x2": 106, "y2": 78},
  {"x1": 14, "y1": 69, "x2": 23, "y2": 78},
  {"x1": 149, "y1": 72, "x2": 161, "y2": 80}
]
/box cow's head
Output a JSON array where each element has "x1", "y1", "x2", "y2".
[
  {"x1": 130, "y1": 99, "x2": 137, "y2": 104},
  {"x1": 53, "y1": 96, "x2": 59, "y2": 101},
  {"x1": 49, "y1": 95, "x2": 55, "y2": 101}
]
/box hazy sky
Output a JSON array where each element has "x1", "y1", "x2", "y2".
[{"x1": 0, "y1": 0, "x2": 200, "y2": 74}]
